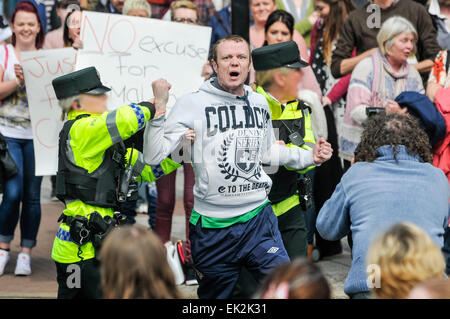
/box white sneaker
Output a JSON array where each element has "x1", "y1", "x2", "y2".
[
  {"x1": 0, "y1": 249, "x2": 10, "y2": 276},
  {"x1": 135, "y1": 203, "x2": 148, "y2": 214},
  {"x1": 14, "y1": 252, "x2": 31, "y2": 276}
]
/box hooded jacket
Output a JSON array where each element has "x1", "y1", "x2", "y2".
[{"x1": 144, "y1": 78, "x2": 316, "y2": 219}]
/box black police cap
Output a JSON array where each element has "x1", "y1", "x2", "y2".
[
  {"x1": 52, "y1": 66, "x2": 111, "y2": 100},
  {"x1": 251, "y1": 41, "x2": 309, "y2": 71}
]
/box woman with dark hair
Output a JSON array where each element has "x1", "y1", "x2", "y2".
[
  {"x1": 308, "y1": 0, "x2": 355, "y2": 260},
  {"x1": 263, "y1": 9, "x2": 308, "y2": 58},
  {"x1": 263, "y1": 9, "x2": 322, "y2": 101},
  {"x1": 63, "y1": 7, "x2": 82, "y2": 48},
  {"x1": 310, "y1": 0, "x2": 355, "y2": 158},
  {"x1": 43, "y1": 0, "x2": 80, "y2": 49},
  {"x1": 0, "y1": 0, "x2": 45, "y2": 276}
]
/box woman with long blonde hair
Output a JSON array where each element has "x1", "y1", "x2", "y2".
[{"x1": 367, "y1": 222, "x2": 446, "y2": 299}]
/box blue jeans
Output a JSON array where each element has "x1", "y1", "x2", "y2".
[
  {"x1": 0, "y1": 137, "x2": 42, "y2": 248},
  {"x1": 146, "y1": 182, "x2": 157, "y2": 229}
]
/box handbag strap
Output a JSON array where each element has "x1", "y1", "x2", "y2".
[
  {"x1": 446, "y1": 50, "x2": 450, "y2": 74},
  {"x1": 1, "y1": 44, "x2": 8, "y2": 82}
]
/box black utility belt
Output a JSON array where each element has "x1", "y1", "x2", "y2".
[{"x1": 58, "y1": 211, "x2": 127, "y2": 248}]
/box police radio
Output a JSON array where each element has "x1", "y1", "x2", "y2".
[{"x1": 117, "y1": 144, "x2": 138, "y2": 203}]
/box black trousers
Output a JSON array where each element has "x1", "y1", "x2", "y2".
[
  {"x1": 277, "y1": 204, "x2": 308, "y2": 258},
  {"x1": 55, "y1": 258, "x2": 103, "y2": 299}
]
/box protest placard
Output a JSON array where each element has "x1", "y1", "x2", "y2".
[
  {"x1": 76, "y1": 11, "x2": 212, "y2": 112},
  {"x1": 22, "y1": 48, "x2": 77, "y2": 176}
]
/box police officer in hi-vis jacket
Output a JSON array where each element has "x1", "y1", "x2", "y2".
[
  {"x1": 252, "y1": 41, "x2": 316, "y2": 259},
  {"x1": 51, "y1": 67, "x2": 177, "y2": 299}
]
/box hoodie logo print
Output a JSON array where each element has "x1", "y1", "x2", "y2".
[
  {"x1": 217, "y1": 131, "x2": 263, "y2": 182},
  {"x1": 235, "y1": 137, "x2": 259, "y2": 173}
]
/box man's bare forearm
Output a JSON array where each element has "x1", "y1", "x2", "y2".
[
  {"x1": 411, "y1": 59, "x2": 434, "y2": 74},
  {"x1": 340, "y1": 48, "x2": 377, "y2": 76}
]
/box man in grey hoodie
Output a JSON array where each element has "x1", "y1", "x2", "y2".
[{"x1": 144, "y1": 35, "x2": 332, "y2": 298}]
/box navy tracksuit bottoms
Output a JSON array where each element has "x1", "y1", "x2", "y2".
[{"x1": 190, "y1": 203, "x2": 290, "y2": 299}]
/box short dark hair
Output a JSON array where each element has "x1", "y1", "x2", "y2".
[
  {"x1": 354, "y1": 113, "x2": 433, "y2": 164},
  {"x1": 264, "y1": 10, "x2": 294, "y2": 35},
  {"x1": 210, "y1": 34, "x2": 251, "y2": 64}
]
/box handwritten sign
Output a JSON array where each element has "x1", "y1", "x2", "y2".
[
  {"x1": 22, "y1": 48, "x2": 77, "y2": 176},
  {"x1": 76, "y1": 11, "x2": 212, "y2": 111}
]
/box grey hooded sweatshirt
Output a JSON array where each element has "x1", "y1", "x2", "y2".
[{"x1": 143, "y1": 78, "x2": 315, "y2": 219}]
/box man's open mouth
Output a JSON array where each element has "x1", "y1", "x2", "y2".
[{"x1": 230, "y1": 71, "x2": 240, "y2": 78}]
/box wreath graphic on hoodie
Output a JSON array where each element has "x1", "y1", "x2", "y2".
[{"x1": 217, "y1": 132, "x2": 262, "y2": 182}]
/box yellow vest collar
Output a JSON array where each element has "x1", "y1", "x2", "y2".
[
  {"x1": 256, "y1": 85, "x2": 303, "y2": 120},
  {"x1": 67, "y1": 110, "x2": 95, "y2": 121}
]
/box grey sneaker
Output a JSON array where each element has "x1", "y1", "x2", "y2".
[{"x1": 14, "y1": 252, "x2": 31, "y2": 276}]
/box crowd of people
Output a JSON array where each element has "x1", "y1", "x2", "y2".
[{"x1": 0, "y1": 0, "x2": 449, "y2": 300}]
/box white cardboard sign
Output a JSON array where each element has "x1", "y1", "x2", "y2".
[
  {"x1": 76, "y1": 11, "x2": 212, "y2": 111},
  {"x1": 22, "y1": 48, "x2": 77, "y2": 176}
]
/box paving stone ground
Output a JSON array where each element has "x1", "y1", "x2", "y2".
[{"x1": 0, "y1": 172, "x2": 351, "y2": 299}]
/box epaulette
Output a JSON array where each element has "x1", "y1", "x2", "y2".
[{"x1": 297, "y1": 99, "x2": 312, "y2": 114}]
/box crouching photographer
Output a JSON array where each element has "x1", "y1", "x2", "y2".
[{"x1": 51, "y1": 67, "x2": 181, "y2": 299}]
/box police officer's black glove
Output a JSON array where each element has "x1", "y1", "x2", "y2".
[{"x1": 124, "y1": 129, "x2": 144, "y2": 152}]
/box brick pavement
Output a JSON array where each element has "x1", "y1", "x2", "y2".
[{"x1": 0, "y1": 202, "x2": 60, "y2": 298}]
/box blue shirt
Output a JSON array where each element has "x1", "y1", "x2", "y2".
[{"x1": 317, "y1": 145, "x2": 450, "y2": 296}]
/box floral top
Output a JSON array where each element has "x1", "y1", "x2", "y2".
[{"x1": 428, "y1": 50, "x2": 450, "y2": 88}]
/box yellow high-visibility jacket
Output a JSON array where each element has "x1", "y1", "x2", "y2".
[
  {"x1": 256, "y1": 86, "x2": 316, "y2": 216},
  {"x1": 52, "y1": 105, "x2": 180, "y2": 263}
]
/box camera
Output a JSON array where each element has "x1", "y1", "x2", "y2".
[{"x1": 365, "y1": 107, "x2": 385, "y2": 117}]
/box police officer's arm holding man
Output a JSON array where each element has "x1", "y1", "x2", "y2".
[{"x1": 50, "y1": 67, "x2": 178, "y2": 299}]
